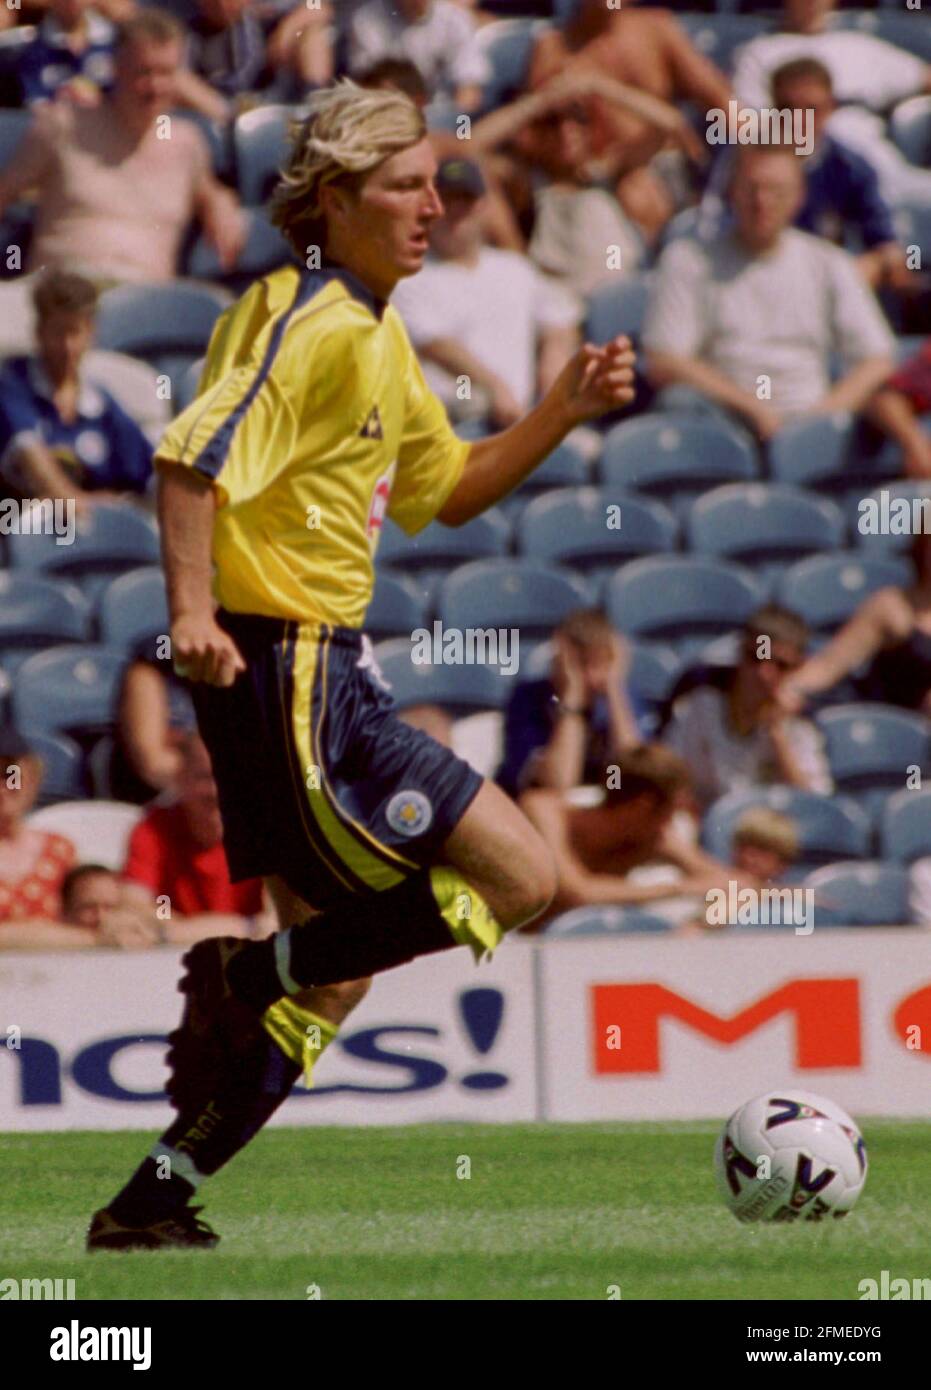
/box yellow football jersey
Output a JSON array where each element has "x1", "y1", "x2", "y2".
[{"x1": 155, "y1": 262, "x2": 470, "y2": 627}]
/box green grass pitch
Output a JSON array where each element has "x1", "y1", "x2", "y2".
[{"x1": 2, "y1": 1122, "x2": 928, "y2": 1301}]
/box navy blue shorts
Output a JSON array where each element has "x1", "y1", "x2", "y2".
[{"x1": 190, "y1": 612, "x2": 484, "y2": 911}]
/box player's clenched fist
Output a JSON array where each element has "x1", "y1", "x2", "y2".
[
  {"x1": 172, "y1": 613, "x2": 246, "y2": 687},
  {"x1": 556, "y1": 336, "x2": 637, "y2": 424}
]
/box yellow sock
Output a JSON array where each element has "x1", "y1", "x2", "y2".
[{"x1": 261, "y1": 998, "x2": 339, "y2": 1088}]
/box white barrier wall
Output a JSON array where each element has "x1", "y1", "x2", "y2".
[{"x1": 1, "y1": 931, "x2": 929, "y2": 1129}]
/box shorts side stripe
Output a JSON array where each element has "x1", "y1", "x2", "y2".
[
  {"x1": 277, "y1": 624, "x2": 363, "y2": 898},
  {"x1": 293, "y1": 626, "x2": 406, "y2": 892}
]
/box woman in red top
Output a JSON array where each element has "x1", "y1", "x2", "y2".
[{"x1": 0, "y1": 730, "x2": 75, "y2": 924}]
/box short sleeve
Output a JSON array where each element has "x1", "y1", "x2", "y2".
[
  {"x1": 0, "y1": 372, "x2": 43, "y2": 477},
  {"x1": 447, "y1": 8, "x2": 491, "y2": 87},
  {"x1": 533, "y1": 269, "x2": 582, "y2": 331},
  {"x1": 642, "y1": 240, "x2": 708, "y2": 359},
  {"x1": 786, "y1": 717, "x2": 834, "y2": 796},
  {"x1": 102, "y1": 397, "x2": 153, "y2": 494},
  {"x1": 155, "y1": 353, "x2": 301, "y2": 508},
  {"x1": 387, "y1": 344, "x2": 470, "y2": 536},
  {"x1": 825, "y1": 246, "x2": 895, "y2": 365}
]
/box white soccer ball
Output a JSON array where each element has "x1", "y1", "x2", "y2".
[{"x1": 714, "y1": 1089, "x2": 868, "y2": 1222}]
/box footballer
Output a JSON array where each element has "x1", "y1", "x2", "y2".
[{"x1": 87, "y1": 80, "x2": 636, "y2": 1249}]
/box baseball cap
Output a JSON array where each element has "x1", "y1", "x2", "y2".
[{"x1": 435, "y1": 158, "x2": 486, "y2": 199}]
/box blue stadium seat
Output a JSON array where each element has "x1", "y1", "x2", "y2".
[
  {"x1": 93, "y1": 282, "x2": 232, "y2": 381},
  {"x1": 18, "y1": 729, "x2": 86, "y2": 805},
  {"x1": 601, "y1": 414, "x2": 758, "y2": 517},
  {"x1": 439, "y1": 559, "x2": 594, "y2": 641},
  {"x1": 854, "y1": 483, "x2": 931, "y2": 552},
  {"x1": 605, "y1": 556, "x2": 765, "y2": 656},
  {"x1": 99, "y1": 568, "x2": 169, "y2": 651},
  {"x1": 0, "y1": 573, "x2": 90, "y2": 653},
  {"x1": 544, "y1": 906, "x2": 673, "y2": 937},
  {"x1": 584, "y1": 274, "x2": 653, "y2": 344},
  {"x1": 628, "y1": 642, "x2": 683, "y2": 708},
  {"x1": 894, "y1": 203, "x2": 931, "y2": 263},
  {"x1": 769, "y1": 415, "x2": 901, "y2": 505},
  {"x1": 233, "y1": 103, "x2": 299, "y2": 205},
  {"x1": 517, "y1": 439, "x2": 591, "y2": 495},
  {"x1": 13, "y1": 645, "x2": 126, "y2": 738},
  {"x1": 686, "y1": 484, "x2": 845, "y2": 589},
  {"x1": 185, "y1": 209, "x2": 292, "y2": 291},
  {"x1": 676, "y1": 13, "x2": 774, "y2": 72},
  {"x1": 516, "y1": 487, "x2": 678, "y2": 575},
  {"x1": 372, "y1": 637, "x2": 509, "y2": 714},
  {"x1": 703, "y1": 787, "x2": 872, "y2": 874},
  {"x1": 815, "y1": 705, "x2": 931, "y2": 817},
  {"x1": 880, "y1": 788, "x2": 931, "y2": 863},
  {"x1": 890, "y1": 96, "x2": 931, "y2": 168},
  {"x1": 7, "y1": 504, "x2": 161, "y2": 602},
  {"x1": 474, "y1": 18, "x2": 540, "y2": 106},
  {"x1": 776, "y1": 553, "x2": 913, "y2": 636},
  {"x1": 364, "y1": 571, "x2": 429, "y2": 640},
  {"x1": 805, "y1": 862, "x2": 914, "y2": 928},
  {"x1": 175, "y1": 356, "x2": 205, "y2": 414},
  {"x1": 376, "y1": 507, "x2": 511, "y2": 573}
]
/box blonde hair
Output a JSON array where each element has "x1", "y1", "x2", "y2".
[
  {"x1": 269, "y1": 79, "x2": 426, "y2": 259},
  {"x1": 733, "y1": 808, "x2": 799, "y2": 861}
]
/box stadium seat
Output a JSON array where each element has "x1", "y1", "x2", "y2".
[
  {"x1": 438, "y1": 559, "x2": 594, "y2": 641},
  {"x1": 676, "y1": 13, "x2": 774, "y2": 71},
  {"x1": 514, "y1": 439, "x2": 591, "y2": 497},
  {"x1": 702, "y1": 787, "x2": 872, "y2": 875},
  {"x1": 584, "y1": 273, "x2": 653, "y2": 345},
  {"x1": 185, "y1": 209, "x2": 293, "y2": 292},
  {"x1": 174, "y1": 356, "x2": 205, "y2": 414},
  {"x1": 815, "y1": 705, "x2": 931, "y2": 816},
  {"x1": 686, "y1": 484, "x2": 845, "y2": 589},
  {"x1": 26, "y1": 799, "x2": 143, "y2": 871},
  {"x1": 0, "y1": 573, "x2": 90, "y2": 653},
  {"x1": 880, "y1": 788, "x2": 931, "y2": 863},
  {"x1": 82, "y1": 350, "x2": 169, "y2": 431},
  {"x1": 600, "y1": 414, "x2": 758, "y2": 517},
  {"x1": 364, "y1": 571, "x2": 429, "y2": 640},
  {"x1": 372, "y1": 638, "x2": 509, "y2": 714},
  {"x1": 99, "y1": 568, "x2": 170, "y2": 651},
  {"x1": 7, "y1": 504, "x2": 160, "y2": 602},
  {"x1": 516, "y1": 487, "x2": 678, "y2": 575},
  {"x1": 805, "y1": 862, "x2": 914, "y2": 928},
  {"x1": 605, "y1": 556, "x2": 765, "y2": 656},
  {"x1": 627, "y1": 642, "x2": 683, "y2": 709},
  {"x1": 776, "y1": 553, "x2": 913, "y2": 636},
  {"x1": 890, "y1": 96, "x2": 931, "y2": 167},
  {"x1": 894, "y1": 203, "x2": 931, "y2": 264},
  {"x1": 544, "y1": 906, "x2": 673, "y2": 937},
  {"x1": 233, "y1": 104, "x2": 299, "y2": 206},
  {"x1": 12, "y1": 645, "x2": 126, "y2": 738},
  {"x1": 474, "y1": 18, "x2": 541, "y2": 107},
  {"x1": 854, "y1": 483, "x2": 931, "y2": 553},
  {"x1": 93, "y1": 282, "x2": 233, "y2": 381},
  {"x1": 376, "y1": 507, "x2": 511, "y2": 573},
  {"x1": 19, "y1": 730, "x2": 86, "y2": 805},
  {"x1": 768, "y1": 415, "x2": 901, "y2": 506}
]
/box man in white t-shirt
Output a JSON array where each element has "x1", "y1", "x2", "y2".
[
  {"x1": 642, "y1": 144, "x2": 894, "y2": 441},
  {"x1": 346, "y1": 0, "x2": 490, "y2": 111},
  {"x1": 732, "y1": 0, "x2": 931, "y2": 203},
  {"x1": 391, "y1": 156, "x2": 580, "y2": 428}
]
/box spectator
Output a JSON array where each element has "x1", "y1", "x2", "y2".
[
  {"x1": 261, "y1": 0, "x2": 334, "y2": 93},
  {"x1": 390, "y1": 155, "x2": 579, "y2": 429},
  {"x1": 732, "y1": 0, "x2": 931, "y2": 205},
  {"x1": 867, "y1": 338, "x2": 931, "y2": 480},
  {"x1": 780, "y1": 532, "x2": 931, "y2": 718},
  {"x1": 122, "y1": 733, "x2": 266, "y2": 926},
  {"x1": 643, "y1": 145, "x2": 895, "y2": 444},
  {"x1": 526, "y1": 0, "x2": 731, "y2": 241},
  {"x1": 661, "y1": 606, "x2": 832, "y2": 811},
  {"x1": 0, "y1": 863, "x2": 162, "y2": 950},
  {"x1": 496, "y1": 609, "x2": 647, "y2": 798},
  {"x1": 627, "y1": 806, "x2": 800, "y2": 931},
  {"x1": 346, "y1": 0, "x2": 490, "y2": 112},
  {"x1": 17, "y1": 0, "x2": 117, "y2": 108},
  {"x1": 0, "y1": 730, "x2": 75, "y2": 925},
  {"x1": 0, "y1": 270, "x2": 152, "y2": 508},
  {"x1": 112, "y1": 630, "x2": 198, "y2": 804},
  {"x1": 701, "y1": 59, "x2": 907, "y2": 293},
  {"x1": 186, "y1": 0, "x2": 268, "y2": 107},
  {"x1": 519, "y1": 743, "x2": 724, "y2": 925},
  {"x1": 0, "y1": 10, "x2": 247, "y2": 284}
]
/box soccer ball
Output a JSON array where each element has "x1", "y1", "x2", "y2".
[{"x1": 714, "y1": 1089, "x2": 868, "y2": 1222}]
